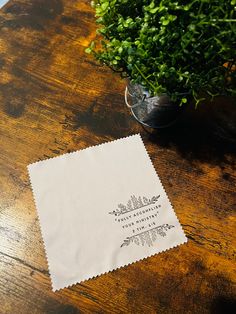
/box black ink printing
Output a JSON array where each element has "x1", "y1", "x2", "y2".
[
  {"x1": 121, "y1": 224, "x2": 174, "y2": 247},
  {"x1": 109, "y1": 195, "x2": 160, "y2": 216}
]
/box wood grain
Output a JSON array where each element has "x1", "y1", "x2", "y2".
[{"x1": 0, "y1": 1, "x2": 235, "y2": 313}]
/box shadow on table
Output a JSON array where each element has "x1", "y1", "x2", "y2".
[
  {"x1": 146, "y1": 96, "x2": 236, "y2": 167},
  {"x1": 210, "y1": 296, "x2": 236, "y2": 314}
]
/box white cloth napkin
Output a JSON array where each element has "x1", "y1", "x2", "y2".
[{"x1": 28, "y1": 134, "x2": 187, "y2": 291}]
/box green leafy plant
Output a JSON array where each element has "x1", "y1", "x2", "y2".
[{"x1": 86, "y1": 0, "x2": 236, "y2": 106}]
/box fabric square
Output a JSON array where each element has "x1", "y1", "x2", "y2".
[{"x1": 28, "y1": 134, "x2": 187, "y2": 291}]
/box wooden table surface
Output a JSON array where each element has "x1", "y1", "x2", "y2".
[{"x1": 0, "y1": 1, "x2": 235, "y2": 313}]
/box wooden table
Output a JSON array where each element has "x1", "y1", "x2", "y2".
[{"x1": 0, "y1": 1, "x2": 235, "y2": 313}]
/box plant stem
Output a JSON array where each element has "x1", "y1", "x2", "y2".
[
  {"x1": 210, "y1": 19, "x2": 236, "y2": 23},
  {"x1": 134, "y1": 64, "x2": 156, "y2": 93},
  {"x1": 197, "y1": 1, "x2": 203, "y2": 15}
]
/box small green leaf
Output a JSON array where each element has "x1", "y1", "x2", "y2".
[
  {"x1": 162, "y1": 19, "x2": 169, "y2": 26},
  {"x1": 149, "y1": 1, "x2": 155, "y2": 9},
  {"x1": 118, "y1": 46, "x2": 123, "y2": 53},
  {"x1": 150, "y1": 7, "x2": 159, "y2": 14},
  {"x1": 101, "y1": 2, "x2": 109, "y2": 10}
]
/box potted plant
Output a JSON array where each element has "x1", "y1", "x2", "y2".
[{"x1": 86, "y1": 0, "x2": 236, "y2": 128}]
